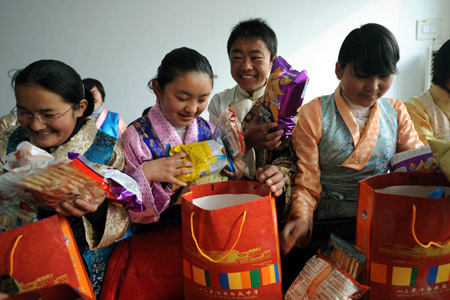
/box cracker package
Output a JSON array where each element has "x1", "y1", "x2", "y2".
[
  {"x1": 213, "y1": 108, "x2": 245, "y2": 158},
  {"x1": 323, "y1": 233, "x2": 366, "y2": 279},
  {"x1": 167, "y1": 139, "x2": 234, "y2": 189},
  {"x1": 284, "y1": 251, "x2": 369, "y2": 300},
  {"x1": 388, "y1": 145, "x2": 437, "y2": 172},
  {"x1": 0, "y1": 144, "x2": 144, "y2": 212},
  {"x1": 18, "y1": 158, "x2": 105, "y2": 208},
  {"x1": 260, "y1": 56, "x2": 308, "y2": 138}
]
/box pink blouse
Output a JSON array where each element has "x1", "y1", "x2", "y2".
[{"x1": 121, "y1": 102, "x2": 214, "y2": 223}]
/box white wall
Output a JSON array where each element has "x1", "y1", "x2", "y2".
[{"x1": 0, "y1": 0, "x2": 449, "y2": 125}]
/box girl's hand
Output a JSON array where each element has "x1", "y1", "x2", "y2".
[
  {"x1": 280, "y1": 219, "x2": 310, "y2": 255},
  {"x1": 223, "y1": 154, "x2": 245, "y2": 180},
  {"x1": 55, "y1": 192, "x2": 107, "y2": 217},
  {"x1": 256, "y1": 165, "x2": 286, "y2": 197},
  {"x1": 143, "y1": 151, "x2": 194, "y2": 187}
]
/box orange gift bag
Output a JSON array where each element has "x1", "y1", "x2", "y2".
[
  {"x1": 182, "y1": 181, "x2": 282, "y2": 300},
  {"x1": 0, "y1": 214, "x2": 94, "y2": 300},
  {"x1": 356, "y1": 172, "x2": 450, "y2": 299}
]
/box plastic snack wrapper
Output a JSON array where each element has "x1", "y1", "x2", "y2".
[
  {"x1": 167, "y1": 138, "x2": 234, "y2": 189},
  {"x1": 1, "y1": 141, "x2": 53, "y2": 171},
  {"x1": 284, "y1": 251, "x2": 369, "y2": 300},
  {"x1": 0, "y1": 200, "x2": 36, "y2": 232},
  {"x1": 213, "y1": 108, "x2": 245, "y2": 158},
  {"x1": 388, "y1": 145, "x2": 437, "y2": 172},
  {"x1": 260, "y1": 56, "x2": 309, "y2": 138},
  {"x1": 0, "y1": 143, "x2": 144, "y2": 212}
]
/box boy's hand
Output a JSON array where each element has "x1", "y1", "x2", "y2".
[
  {"x1": 142, "y1": 152, "x2": 193, "y2": 187},
  {"x1": 244, "y1": 114, "x2": 282, "y2": 150},
  {"x1": 256, "y1": 164, "x2": 285, "y2": 197},
  {"x1": 223, "y1": 154, "x2": 245, "y2": 180},
  {"x1": 280, "y1": 219, "x2": 309, "y2": 255}
]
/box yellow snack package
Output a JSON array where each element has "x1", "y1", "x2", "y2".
[{"x1": 168, "y1": 139, "x2": 233, "y2": 189}]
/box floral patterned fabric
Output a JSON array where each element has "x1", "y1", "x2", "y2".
[
  {"x1": 405, "y1": 84, "x2": 450, "y2": 144},
  {"x1": 121, "y1": 102, "x2": 223, "y2": 224}
]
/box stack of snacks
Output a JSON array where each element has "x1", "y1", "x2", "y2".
[
  {"x1": 260, "y1": 56, "x2": 308, "y2": 138},
  {"x1": 284, "y1": 252, "x2": 369, "y2": 300},
  {"x1": 324, "y1": 233, "x2": 366, "y2": 279},
  {"x1": 0, "y1": 144, "x2": 144, "y2": 213},
  {"x1": 18, "y1": 159, "x2": 105, "y2": 208}
]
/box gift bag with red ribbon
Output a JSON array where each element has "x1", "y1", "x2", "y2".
[
  {"x1": 356, "y1": 172, "x2": 450, "y2": 299},
  {"x1": 0, "y1": 214, "x2": 94, "y2": 300},
  {"x1": 182, "y1": 181, "x2": 282, "y2": 300}
]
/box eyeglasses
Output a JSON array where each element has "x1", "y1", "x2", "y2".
[{"x1": 10, "y1": 106, "x2": 75, "y2": 124}]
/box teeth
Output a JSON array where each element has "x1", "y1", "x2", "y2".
[
  {"x1": 37, "y1": 131, "x2": 52, "y2": 135},
  {"x1": 241, "y1": 75, "x2": 254, "y2": 79}
]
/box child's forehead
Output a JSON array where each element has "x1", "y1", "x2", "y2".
[{"x1": 229, "y1": 37, "x2": 270, "y2": 53}]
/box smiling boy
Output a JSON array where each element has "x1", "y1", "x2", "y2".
[{"x1": 208, "y1": 18, "x2": 296, "y2": 218}]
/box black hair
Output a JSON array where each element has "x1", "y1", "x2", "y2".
[
  {"x1": 82, "y1": 77, "x2": 106, "y2": 102},
  {"x1": 432, "y1": 39, "x2": 450, "y2": 89},
  {"x1": 148, "y1": 47, "x2": 215, "y2": 92},
  {"x1": 338, "y1": 23, "x2": 400, "y2": 76},
  {"x1": 227, "y1": 18, "x2": 277, "y2": 60},
  {"x1": 11, "y1": 59, "x2": 94, "y2": 118}
]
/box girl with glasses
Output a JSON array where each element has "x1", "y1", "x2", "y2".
[{"x1": 0, "y1": 59, "x2": 130, "y2": 297}]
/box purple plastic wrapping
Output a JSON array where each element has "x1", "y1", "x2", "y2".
[
  {"x1": 68, "y1": 152, "x2": 145, "y2": 212},
  {"x1": 108, "y1": 178, "x2": 145, "y2": 212},
  {"x1": 260, "y1": 56, "x2": 309, "y2": 138}
]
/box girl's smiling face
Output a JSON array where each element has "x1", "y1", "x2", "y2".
[
  {"x1": 15, "y1": 84, "x2": 86, "y2": 149},
  {"x1": 154, "y1": 72, "x2": 212, "y2": 127}
]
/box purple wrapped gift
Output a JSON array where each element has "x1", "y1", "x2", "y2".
[{"x1": 260, "y1": 56, "x2": 309, "y2": 138}]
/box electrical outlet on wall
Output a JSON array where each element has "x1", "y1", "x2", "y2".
[{"x1": 416, "y1": 19, "x2": 441, "y2": 40}]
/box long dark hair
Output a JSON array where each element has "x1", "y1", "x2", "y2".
[
  {"x1": 11, "y1": 59, "x2": 94, "y2": 118},
  {"x1": 432, "y1": 39, "x2": 450, "y2": 90},
  {"x1": 338, "y1": 23, "x2": 400, "y2": 76}
]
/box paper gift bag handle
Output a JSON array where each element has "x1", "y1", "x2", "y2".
[
  {"x1": 411, "y1": 205, "x2": 450, "y2": 248},
  {"x1": 9, "y1": 234, "x2": 24, "y2": 276},
  {"x1": 190, "y1": 210, "x2": 247, "y2": 263}
]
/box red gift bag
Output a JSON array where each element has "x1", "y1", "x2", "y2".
[
  {"x1": 0, "y1": 214, "x2": 94, "y2": 300},
  {"x1": 356, "y1": 172, "x2": 450, "y2": 299},
  {"x1": 182, "y1": 181, "x2": 282, "y2": 300}
]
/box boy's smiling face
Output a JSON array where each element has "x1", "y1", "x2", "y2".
[{"x1": 229, "y1": 37, "x2": 273, "y2": 97}]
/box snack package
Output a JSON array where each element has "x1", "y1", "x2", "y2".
[
  {"x1": 284, "y1": 252, "x2": 369, "y2": 300},
  {"x1": 0, "y1": 145, "x2": 144, "y2": 212},
  {"x1": 260, "y1": 56, "x2": 308, "y2": 138},
  {"x1": 167, "y1": 138, "x2": 234, "y2": 189},
  {"x1": 0, "y1": 200, "x2": 36, "y2": 232},
  {"x1": 323, "y1": 233, "x2": 366, "y2": 279},
  {"x1": 428, "y1": 137, "x2": 450, "y2": 181},
  {"x1": 18, "y1": 158, "x2": 106, "y2": 208},
  {"x1": 213, "y1": 108, "x2": 245, "y2": 158},
  {"x1": 388, "y1": 145, "x2": 437, "y2": 172}
]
